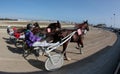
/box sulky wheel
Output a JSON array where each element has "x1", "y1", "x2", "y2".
[{"x1": 45, "y1": 54, "x2": 64, "y2": 71}]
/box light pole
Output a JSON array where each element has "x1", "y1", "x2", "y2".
[{"x1": 110, "y1": 17, "x2": 112, "y2": 28}]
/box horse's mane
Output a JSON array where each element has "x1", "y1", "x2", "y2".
[{"x1": 75, "y1": 20, "x2": 88, "y2": 29}]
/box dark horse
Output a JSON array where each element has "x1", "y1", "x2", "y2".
[
  {"x1": 46, "y1": 20, "x2": 61, "y2": 33},
  {"x1": 37, "y1": 20, "x2": 62, "y2": 42},
  {"x1": 31, "y1": 21, "x2": 61, "y2": 38},
  {"x1": 31, "y1": 21, "x2": 62, "y2": 44},
  {"x1": 53, "y1": 20, "x2": 89, "y2": 60}
]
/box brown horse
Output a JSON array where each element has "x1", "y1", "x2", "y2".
[
  {"x1": 53, "y1": 20, "x2": 89, "y2": 60},
  {"x1": 74, "y1": 20, "x2": 89, "y2": 48}
]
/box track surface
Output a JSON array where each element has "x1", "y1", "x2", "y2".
[{"x1": 0, "y1": 27, "x2": 118, "y2": 74}]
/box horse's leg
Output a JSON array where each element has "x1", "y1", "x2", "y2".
[
  {"x1": 76, "y1": 35, "x2": 83, "y2": 47},
  {"x1": 77, "y1": 42, "x2": 82, "y2": 54},
  {"x1": 62, "y1": 41, "x2": 71, "y2": 61},
  {"x1": 76, "y1": 41, "x2": 80, "y2": 49},
  {"x1": 79, "y1": 35, "x2": 84, "y2": 48},
  {"x1": 78, "y1": 36, "x2": 83, "y2": 54}
]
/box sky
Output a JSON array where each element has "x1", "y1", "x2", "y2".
[{"x1": 0, "y1": 0, "x2": 120, "y2": 28}]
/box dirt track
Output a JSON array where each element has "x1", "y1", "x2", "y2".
[{"x1": 0, "y1": 27, "x2": 117, "y2": 73}]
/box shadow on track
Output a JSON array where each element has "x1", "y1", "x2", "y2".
[
  {"x1": 1, "y1": 35, "x2": 120, "y2": 74},
  {"x1": 7, "y1": 46, "x2": 23, "y2": 54},
  {"x1": 27, "y1": 59, "x2": 46, "y2": 71}
]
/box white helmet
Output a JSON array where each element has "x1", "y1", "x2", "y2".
[{"x1": 8, "y1": 25, "x2": 11, "y2": 28}]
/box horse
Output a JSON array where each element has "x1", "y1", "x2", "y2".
[
  {"x1": 52, "y1": 20, "x2": 89, "y2": 60},
  {"x1": 46, "y1": 20, "x2": 61, "y2": 33},
  {"x1": 32, "y1": 21, "x2": 62, "y2": 42},
  {"x1": 74, "y1": 20, "x2": 89, "y2": 48}
]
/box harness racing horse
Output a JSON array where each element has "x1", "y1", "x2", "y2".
[
  {"x1": 46, "y1": 20, "x2": 61, "y2": 33},
  {"x1": 32, "y1": 21, "x2": 61, "y2": 35},
  {"x1": 37, "y1": 20, "x2": 62, "y2": 42},
  {"x1": 53, "y1": 20, "x2": 89, "y2": 60},
  {"x1": 74, "y1": 20, "x2": 89, "y2": 49}
]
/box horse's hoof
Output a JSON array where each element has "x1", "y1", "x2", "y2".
[
  {"x1": 80, "y1": 52, "x2": 82, "y2": 54},
  {"x1": 64, "y1": 57, "x2": 71, "y2": 61},
  {"x1": 35, "y1": 57, "x2": 39, "y2": 60},
  {"x1": 81, "y1": 46, "x2": 84, "y2": 48},
  {"x1": 75, "y1": 47, "x2": 79, "y2": 49}
]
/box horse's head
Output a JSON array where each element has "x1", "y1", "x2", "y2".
[
  {"x1": 56, "y1": 20, "x2": 61, "y2": 29},
  {"x1": 33, "y1": 22, "x2": 40, "y2": 28},
  {"x1": 32, "y1": 22, "x2": 41, "y2": 35},
  {"x1": 47, "y1": 20, "x2": 61, "y2": 33},
  {"x1": 75, "y1": 20, "x2": 89, "y2": 31},
  {"x1": 83, "y1": 20, "x2": 89, "y2": 31},
  {"x1": 75, "y1": 20, "x2": 89, "y2": 35}
]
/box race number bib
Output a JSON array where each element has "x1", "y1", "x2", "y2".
[
  {"x1": 47, "y1": 28, "x2": 51, "y2": 33},
  {"x1": 77, "y1": 29, "x2": 82, "y2": 35}
]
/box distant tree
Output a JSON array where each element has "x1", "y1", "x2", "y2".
[
  {"x1": 0, "y1": 18, "x2": 18, "y2": 21},
  {"x1": 94, "y1": 23, "x2": 106, "y2": 28}
]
